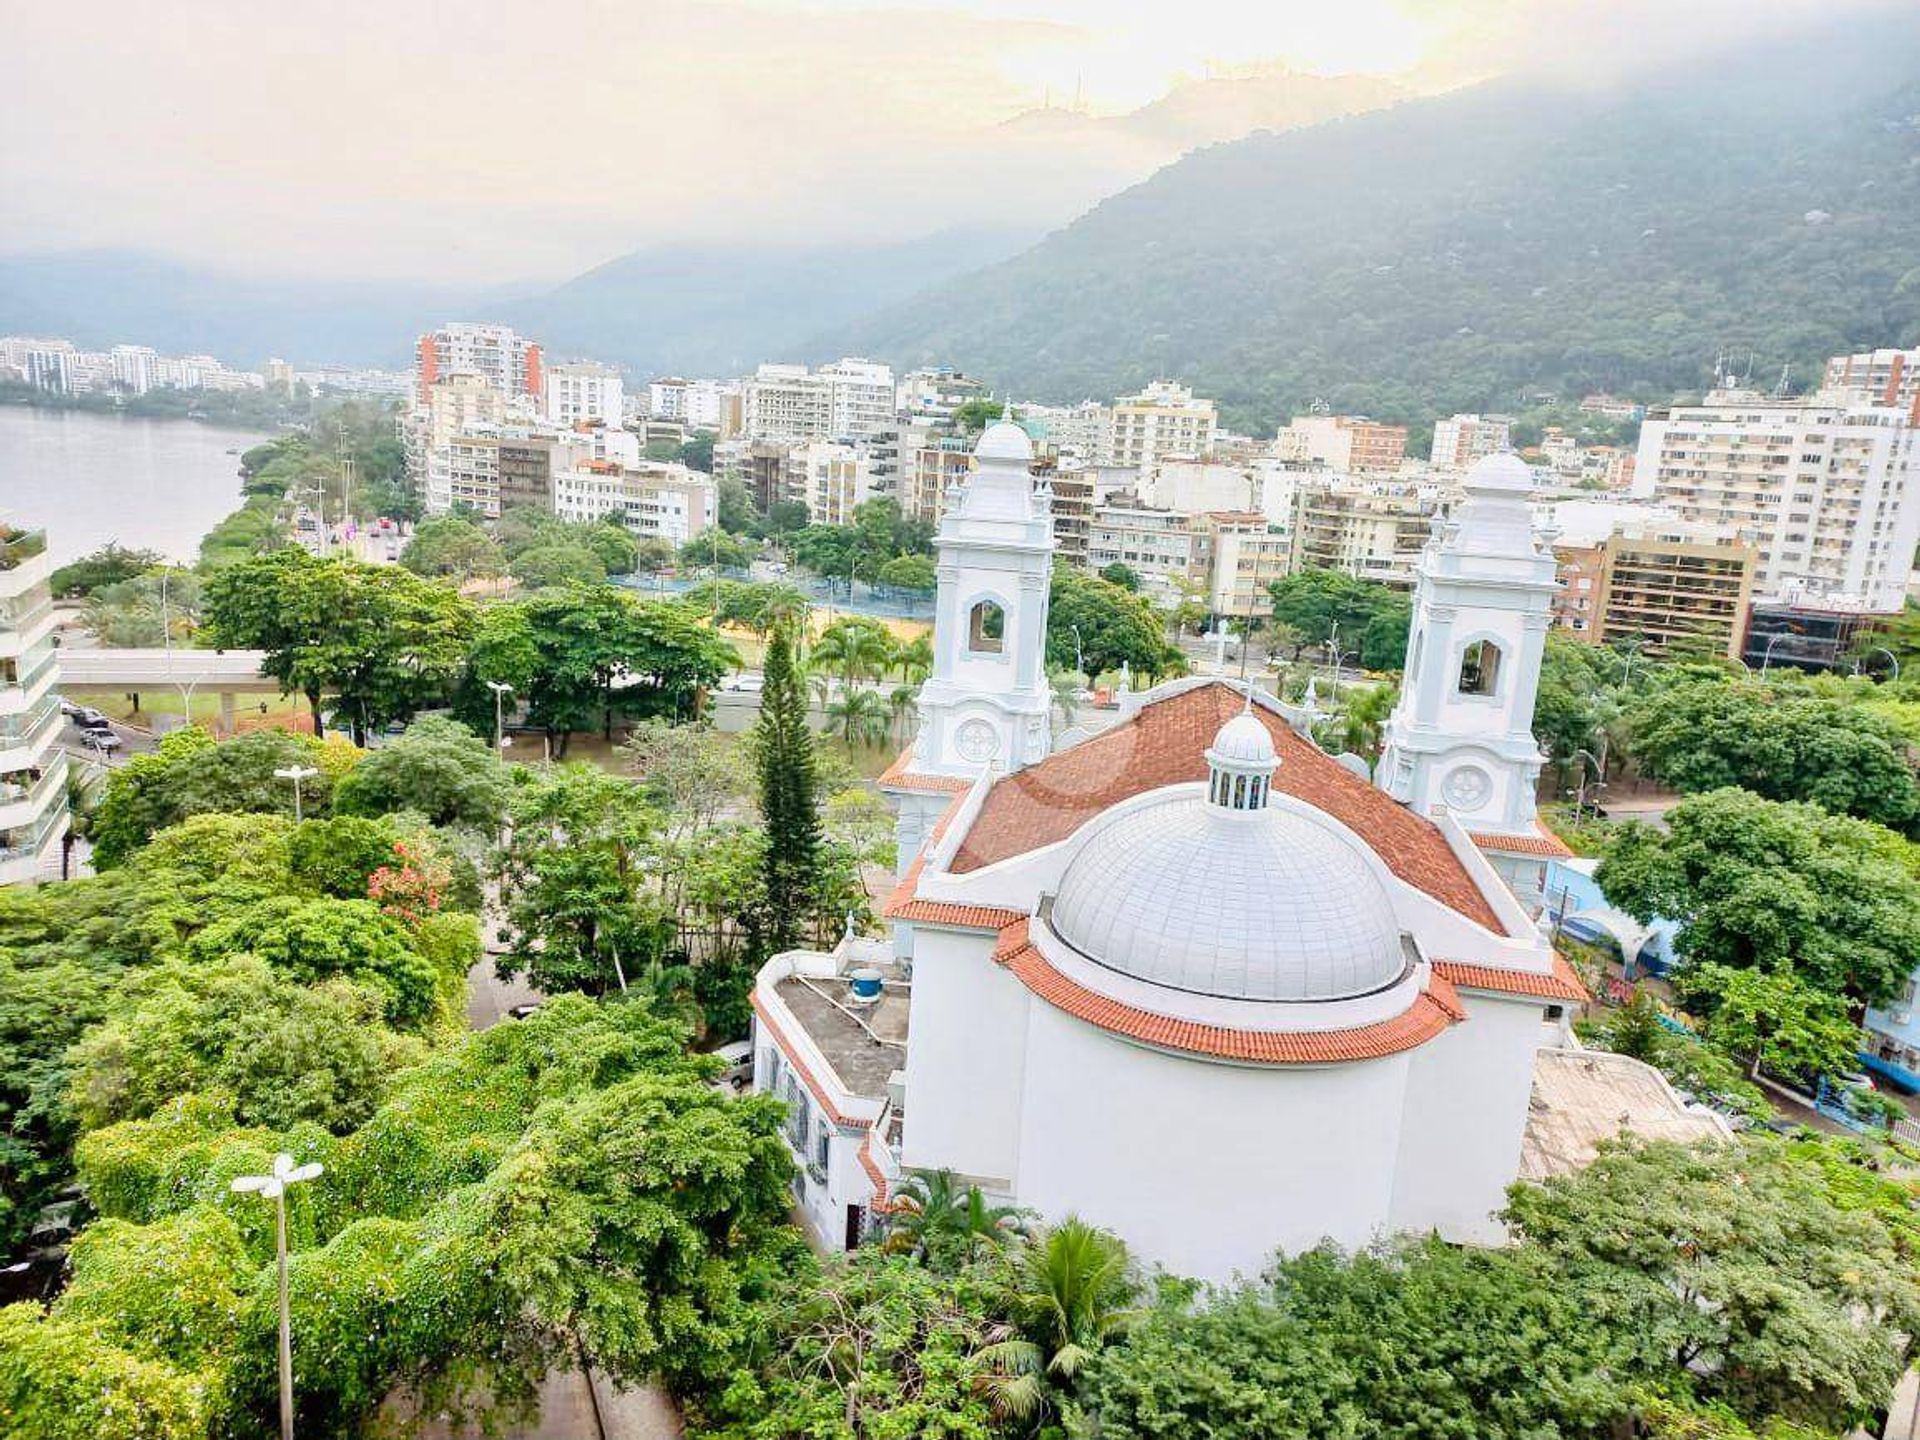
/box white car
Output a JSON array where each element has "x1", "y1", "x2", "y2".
[{"x1": 709, "y1": 1040, "x2": 755, "y2": 1092}]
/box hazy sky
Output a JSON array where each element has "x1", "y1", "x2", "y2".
[{"x1": 0, "y1": 0, "x2": 1888, "y2": 285}]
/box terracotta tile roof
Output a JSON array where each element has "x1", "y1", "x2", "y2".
[
  {"x1": 882, "y1": 847, "x2": 1026, "y2": 931},
  {"x1": 1468, "y1": 824, "x2": 1574, "y2": 859},
  {"x1": 947, "y1": 683, "x2": 1504, "y2": 932},
  {"x1": 857, "y1": 1135, "x2": 896, "y2": 1212},
  {"x1": 995, "y1": 925, "x2": 1462, "y2": 1064},
  {"x1": 751, "y1": 992, "x2": 868, "y2": 1127},
  {"x1": 1432, "y1": 953, "x2": 1590, "y2": 1004},
  {"x1": 876, "y1": 749, "x2": 972, "y2": 794}
]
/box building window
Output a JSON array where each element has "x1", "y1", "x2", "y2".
[
  {"x1": 1458, "y1": 639, "x2": 1503, "y2": 697},
  {"x1": 967, "y1": 600, "x2": 1005, "y2": 655}
]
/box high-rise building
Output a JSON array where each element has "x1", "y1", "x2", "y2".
[
  {"x1": 896, "y1": 367, "x2": 990, "y2": 421},
  {"x1": 1429, "y1": 414, "x2": 1512, "y2": 470},
  {"x1": 407, "y1": 373, "x2": 508, "y2": 515},
  {"x1": 744, "y1": 364, "x2": 834, "y2": 442},
  {"x1": 1107, "y1": 381, "x2": 1217, "y2": 470},
  {"x1": 1549, "y1": 502, "x2": 1755, "y2": 660},
  {"x1": 1199, "y1": 512, "x2": 1292, "y2": 621},
  {"x1": 1048, "y1": 464, "x2": 1096, "y2": 567},
  {"x1": 1632, "y1": 386, "x2": 1920, "y2": 612},
  {"x1": 413, "y1": 323, "x2": 543, "y2": 406},
  {"x1": 1277, "y1": 415, "x2": 1408, "y2": 475},
  {"x1": 544, "y1": 362, "x2": 625, "y2": 427},
  {"x1": 1823, "y1": 347, "x2": 1920, "y2": 412},
  {"x1": 817, "y1": 358, "x2": 896, "y2": 439},
  {"x1": 0, "y1": 522, "x2": 67, "y2": 883},
  {"x1": 787, "y1": 441, "x2": 873, "y2": 527},
  {"x1": 648, "y1": 377, "x2": 689, "y2": 422},
  {"x1": 1088, "y1": 501, "x2": 1210, "y2": 602},
  {"x1": 1288, "y1": 476, "x2": 1447, "y2": 588}
]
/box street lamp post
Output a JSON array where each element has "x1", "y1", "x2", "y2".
[
  {"x1": 1568, "y1": 747, "x2": 1605, "y2": 824},
  {"x1": 1069, "y1": 624, "x2": 1084, "y2": 680},
  {"x1": 231, "y1": 1153, "x2": 323, "y2": 1440},
  {"x1": 273, "y1": 765, "x2": 318, "y2": 824},
  {"x1": 486, "y1": 680, "x2": 514, "y2": 749},
  {"x1": 1759, "y1": 632, "x2": 1787, "y2": 671},
  {"x1": 1853, "y1": 645, "x2": 1900, "y2": 681}
]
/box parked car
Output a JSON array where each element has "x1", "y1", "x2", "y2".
[
  {"x1": 709, "y1": 1040, "x2": 755, "y2": 1092},
  {"x1": 79, "y1": 729, "x2": 121, "y2": 753},
  {"x1": 72, "y1": 708, "x2": 112, "y2": 730},
  {"x1": 506, "y1": 1002, "x2": 543, "y2": 1022}
]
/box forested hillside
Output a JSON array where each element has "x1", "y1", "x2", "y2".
[{"x1": 826, "y1": 15, "x2": 1920, "y2": 432}]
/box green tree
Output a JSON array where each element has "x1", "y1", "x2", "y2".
[
  {"x1": 1048, "y1": 568, "x2": 1182, "y2": 680},
  {"x1": 333, "y1": 716, "x2": 511, "y2": 830},
  {"x1": 978, "y1": 1218, "x2": 1140, "y2": 1426},
  {"x1": 399, "y1": 515, "x2": 505, "y2": 581},
  {"x1": 1099, "y1": 561, "x2": 1141, "y2": 591},
  {"x1": 1505, "y1": 1139, "x2": 1920, "y2": 1432},
  {"x1": 1596, "y1": 788, "x2": 1920, "y2": 1007},
  {"x1": 632, "y1": 535, "x2": 677, "y2": 575},
  {"x1": 755, "y1": 618, "x2": 821, "y2": 951},
  {"x1": 48, "y1": 543, "x2": 167, "y2": 599},
  {"x1": 1681, "y1": 963, "x2": 1862, "y2": 1084},
  {"x1": 681, "y1": 529, "x2": 753, "y2": 573},
  {"x1": 877, "y1": 553, "x2": 937, "y2": 593},
  {"x1": 882, "y1": 1168, "x2": 1025, "y2": 1272},
  {"x1": 512, "y1": 541, "x2": 606, "y2": 590},
  {"x1": 204, "y1": 548, "x2": 476, "y2": 743},
  {"x1": 1270, "y1": 569, "x2": 1409, "y2": 670},
  {"x1": 1625, "y1": 676, "x2": 1919, "y2": 830}
]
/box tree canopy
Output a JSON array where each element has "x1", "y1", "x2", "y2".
[{"x1": 1047, "y1": 568, "x2": 1181, "y2": 681}]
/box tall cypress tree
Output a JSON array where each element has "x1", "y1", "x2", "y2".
[{"x1": 756, "y1": 615, "x2": 822, "y2": 950}]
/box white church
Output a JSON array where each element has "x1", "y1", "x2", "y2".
[{"x1": 751, "y1": 419, "x2": 1632, "y2": 1281}]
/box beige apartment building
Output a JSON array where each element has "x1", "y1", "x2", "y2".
[
  {"x1": 1088, "y1": 501, "x2": 1210, "y2": 602},
  {"x1": 1429, "y1": 414, "x2": 1512, "y2": 470},
  {"x1": 1199, "y1": 512, "x2": 1292, "y2": 620},
  {"x1": 1288, "y1": 477, "x2": 1446, "y2": 588},
  {"x1": 1047, "y1": 463, "x2": 1095, "y2": 567},
  {"x1": 1107, "y1": 381, "x2": 1217, "y2": 470},
  {"x1": 1823, "y1": 348, "x2": 1920, "y2": 413},
  {"x1": 1632, "y1": 387, "x2": 1920, "y2": 612},
  {"x1": 1551, "y1": 507, "x2": 1755, "y2": 659},
  {"x1": 1277, "y1": 415, "x2": 1409, "y2": 475}
]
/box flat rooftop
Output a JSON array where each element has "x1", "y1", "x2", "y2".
[
  {"x1": 1521, "y1": 1046, "x2": 1730, "y2": 1181},
  {"x1": 773, "y1": 942, "x2": 908, "y2": 1102}
]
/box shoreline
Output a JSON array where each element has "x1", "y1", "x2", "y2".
[{"x1": 0, "y1": 393, "x2": 307, "y2": 434}]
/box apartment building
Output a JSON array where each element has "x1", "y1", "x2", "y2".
[
  {"x1": 544, "y1": 362, "x2": 625, "y2": 427},
  {"x1": 1288, "y1": 476, "x2": 1447, "y2": 588},
  {"x1": 896, "y1": 367, "x2": 990, "y2": 421},
  {"x1": 901, "y1": 436, "x2": 974, "y2": 526},
  {"x1": 498, "y1": 433, "x2": 598, "y2": 514},
  {"x1": 1023, "y1": 400, "x2": 1112, "y2": 462},
  {"x1": 1823, "y1": 348, "x2": 1920, "y2": 412},
  {"x1": 1578, "y1": 394, "x2": 1643, "y2": 420},
  {"x1": 1632, "y1": 387, "x2": 1920, "y2": 612},
  {"x1": 713, "y1": 439, "x2": 798, "y2": 513},
  {"x1": 0, "y1": 525, "x2": 66, "y2": 883},
  {"x1": 744, "y1": 364, "x2": 834, "y2": 442},
  {"x1": 408, "y1": 373, "x2": 509, "y2": 515},
  {"x1": 414, "y1": 323, "x2": 542, "y2": 405},
  {"x1": 1429, "y1": 414, "x2": 1512, "y2": 469},
  {"x1": 1107, "y1": 382, "x2": 1217, "y2": 470},
  {"x1": 1550, "y1": 503, "x2": 1755, "y2": 659},
  {"x1": 1143, "y1": 459, "x2": 1256, "y2": 515},
  {"x1": 788, "y1": 441, "x2": 873, "y2": 527},
  {"x1": 1049, "y1": 464, "x2": 1096, "y2": 567},
  {"x1": 817, "y1": 358, "x2": 896, "y2": 439},
  {"x1": 1199, "y1": 512, "x2": 1292, "y2": 621},
  {"x1": 552, "y1": 461, "x2": 716, "y2": 545},
  {"x1": 1277, "y1": 415, "x2": 1408, "y2": 475},
  {"x1": 1088, "y1": 500, "x2": 1210, "y2": 602}
]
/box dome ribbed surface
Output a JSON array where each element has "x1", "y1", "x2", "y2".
[
  {"x1": 1050, "y1": 797, "x2": 1405, "y2": 1002},
  {"x1": 1208, "y1": 713, "x2": 1275, "y2": 764},
  {"x1": 974, "y1": 420, "x2": 1034, "y2": 463}
]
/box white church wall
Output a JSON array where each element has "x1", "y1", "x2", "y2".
[
  {"x1": 1014, "y1": 1004, "x2": 1411, "y2": 1284},
  {"x1": 899, "y1": 928, "x2": 1031, "y2": 1190},
  {"x1": 1388, "y1": 994, "x2": 1544, "y2": 1243}
]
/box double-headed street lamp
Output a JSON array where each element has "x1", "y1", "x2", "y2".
[
  {"x1": 273, "y1": 765, "x2": 318, "y2": 824},
  {"x1": 232, "y1": 1153, "x2": 324, "y2": 1440}
]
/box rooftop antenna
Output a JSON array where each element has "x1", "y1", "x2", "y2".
[
  {"x1": 1773, "y1": 362, "x2": 1792, "y2": 398},
  {"x1": 1073, "y1": 73, "x2": 1084, "y2": 113},
  {"x1": 1309, "y1": 396, "x2": 1331, "y2": 415}
]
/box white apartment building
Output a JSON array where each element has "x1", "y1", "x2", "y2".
[
  {"x1": 817, "y1": 358, "x2": 896, "y2": 440},
  {"x1": 1108, "y1": 381, "x2": 1217, "y2": 470},
  {"x1": 1088, "y1": 501, "x2": 1210, "y2": 602},
  {"x1": 0, "y1": 526, "x2": 67, "y2": 884},
  {"x1": 414, "y1": 323, "x2": 542, "y2": 405},
  {"x1": 1430, "y1": 414, "x2": 1513, "y2": 470},
  {"x1": 407, "y1": 374, "x2": 509, "y2": 516},
  {"x1": 649, "y1": 378, "x2": 690, "y2": 422},
  {"x1": 745, "y1": 364, "x2": 834, "y2": 442},
  {"x1": 788, "y1": 441, "x2": 874, "y2": 527},
  {"x1": 1201, "y1": 512, "x2": 1293, "y2": 621},
  {"x1": 553, "y1": 461, "x2": 716, "y2": 545},
  {"x1": 1632, "y1": 387, "x2": 1920, "y2": 611},
  {"x1": 1823, "y1": 348, "x2": 1920, "y2": 413},
  {"x1": 544, "y1": 363, "x2": 625, "y2": 428},
  {"x1": 1289, "y1": 476, "x2": 1450, "y2": 588},
  {"x1": 1023, "y1": 400, "x2": 1112, "y2": 463},
  {"x1": 1144, "y1": 459, "x2": 1256, "y2": 515},
  {"x1": 896, "y1": 367, "x2": 989, "y2": 421}
]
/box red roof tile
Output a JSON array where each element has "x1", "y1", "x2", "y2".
[
  {"x1": 1432, "y1": 954, "x2": 1589, "y2": 1003},
  {"x1": 996, "y1": 927, "x2": 1462, "y2": 1064},
  {"x1": 876, "y1": 749, "x2": 972, "y2": 794},
  {"x1": 857, "y1": 1135, "x2": 896, "y2": 1212},
  {"x1": 751, "y1": 992, "x2": 868, "y2": 1127},
  {"x1": 1468, "y1": 824, "x2": 1574, "y2": 859},
  {"x1": 882, "y1": 847, "x2": 1026, "y2": 931},
  {"x1": 948, "y1": 683, "x2": 1504, "y2": 932}
]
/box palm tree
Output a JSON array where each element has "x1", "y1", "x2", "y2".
[
  {"x1": 811, "y1": 619, "x2": 896, "y2": 694},
  {"x1": 1049, "y1": 670, "x2": 1083, "y2": 733},
  {"x1": 827, "y1": 688, "x2": 891, "y2": 747},
  {"x1": 59, "y1": 757, "x2": 106, "y2": 881},
  {"x1": 888, "y1": 682, "x2": 919, "y2": 744},
  {"x1": 894, "y1": 632, "x2": 933, "y2": 682},
  {"x1": 975, "y1": 1218, "x2": 1141, "y2": 1424},
  {"x1": 884, "y1": 1169, "x2": 1023, "y2": 1267}
]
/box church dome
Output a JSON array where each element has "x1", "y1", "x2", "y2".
[
  {"x1": 1207, "y1": 712, "x2": 1275, "y2": 766},
  {"x1": 974, "y1": 419, "x2": 1034, "y2": 464},
  {"x1": 1048, "y1": 792, "x2": 1407, "y2": 1003}
]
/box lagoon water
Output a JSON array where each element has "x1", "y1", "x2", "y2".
[{"x1": 0, "y1": 406, "x2": 273, "y2": 566}]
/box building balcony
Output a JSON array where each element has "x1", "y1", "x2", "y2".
[
  {"x1": 0, "y1": 540, "x2": 50, "y2": 603},
  {"x1": 0, "y1": 752, "x2": 67, "y2": 835}
]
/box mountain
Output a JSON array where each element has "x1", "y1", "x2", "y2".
[
  {"x1": 498, "y1": 227, "x2": 1037, "y2": 376},
  {"x1": 822, "y1": 14, "x2": 1920, "y2": 431}
]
